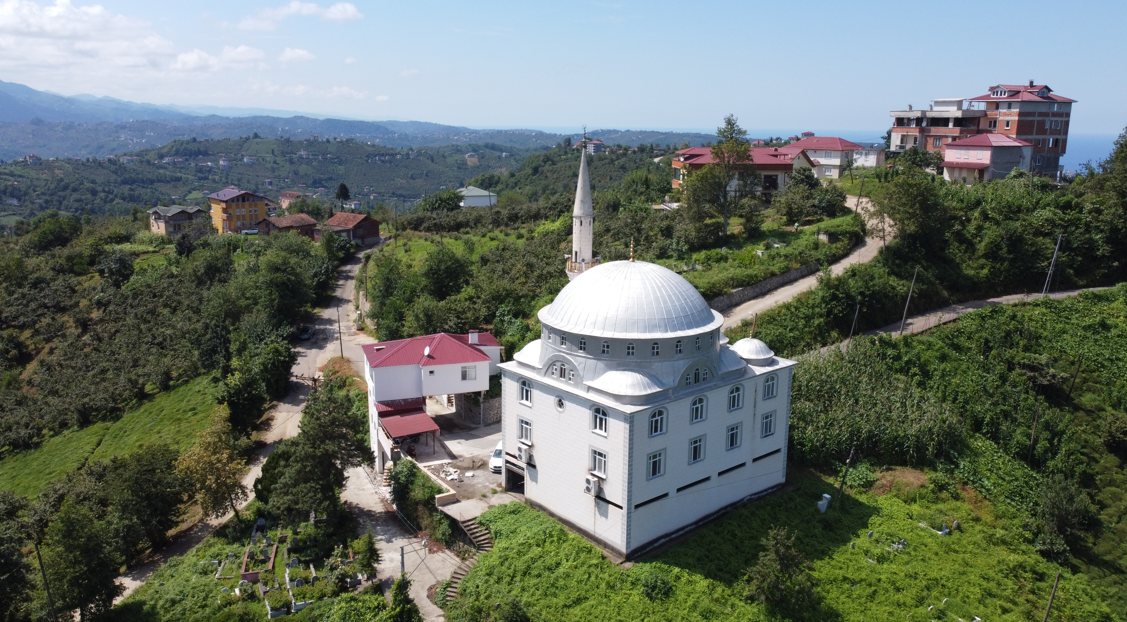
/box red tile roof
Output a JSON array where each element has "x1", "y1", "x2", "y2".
[
  {"x1": 375, "y1": 398, "x2": 426, "y2": 414},
  {"x1": 324, "y1": 212, "x2": 371, "y2": 228},
  {"x1": 279, "y1": 191, "x2": 302, "y2": 199},
  {"x1": 449, "y1": 332, "x2": 501, "y2": 348},
  {"x1": 968, "y1": 83, "x2": 1076, "y2": 103},
  {"x1": 675, "y1": 147, "x2": 811, "y2": 170},
  {"x1": 787, "y1": 136, "x2": 864, "y2": 151},
  {"x1": 362, "y1": 333, "x2": 494, "y2": 369},
  {"x1": 941, "y1": 161, "x2": 990, "y2": 170},
  {"x1": 946, "y1": 134, "x2": 1031, "y2": 148},
  {"x1": 380, "y1": 411, "x2": 440, "y2": 439},
  {"x1": 264, "y1": 213, "x2": 318, "y2": 229}
]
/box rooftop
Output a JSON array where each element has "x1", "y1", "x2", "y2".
[
  {"x1": 946, "y1": 134, "x2": 1032, "y2": 148},
  {"x1": 324, "y1": 212, "x2": 372, "y2": 228},
  {"x1": 263, "y1": 213, "x2": 318, "y2": 228},
  {"x1": 148, "y1": 205, "x2": 203, "y2": 217},
  {"x1": 207, "y1": 186, "x2": 268, "y2": 202},
  {"x1": 786, "y1": 136, "x2": 864, "y2": 151},
  {"x1": 362, "y1": 332, "x2": 496, "y2": 369}
]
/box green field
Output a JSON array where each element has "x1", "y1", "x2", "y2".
[
  {"x1": 92, "y1": 375, "x2": 217, "y2": 460},
  {"x1": 0, "y1": 423, "x2": 111, "y2": 498},
  {"x1": 447, "y1": 473, "x2": 1115, "y2": 622},
  {"x1": 0, "y1": 376, "x2": 216, "y2": 497}
]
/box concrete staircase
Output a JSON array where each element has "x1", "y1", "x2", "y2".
[{"x1": 444, "y1": 519, "x2": 493, "y2": 602}]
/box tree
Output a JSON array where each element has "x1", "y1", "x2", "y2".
[
  {"x1": 744, "y1": 526, "x2": 817, "y2": 616},
  {"x1": 788, "y1": 166, "x2": 820, "y2": 191},
  {"x1": 1034, "y1": 474, "x2": 1096, "y2": 562},
  {"x1": 872, "y1": 164, "x2": 948, "y2": 250},
  {"x1": 176, "y1": 410, "x2": 249, "y2": 521},
  {"x1": 336, "y1": 182, "x2": 352, "y2": 209},
  {"x1": 96, "y1": 248, "x2": 134, "y2": 287},
  {"x1": 37, "y1": 499, "x2": 122, "y2": 621},
  {"x1": 696, "y1": 114, "x2": 761, "y2": 239},
  {"x1": 388, "y1": 574, "x2": 423, "y2": 622},
  {"x1": 351, "y1": 532, "x2": 380, "y2": 575},
  {"x1": 0, "y1": 492, "x2": 30, "y2": 621},
  {"x1": 895, "y1": 146, "x2": 943, "y2": 171},
  {"x1": 419, "y1": 190, "x2": 462, "y2": 213},
  {"x1": 419, "y1": 242, "x2": 471, "y2": 301}
]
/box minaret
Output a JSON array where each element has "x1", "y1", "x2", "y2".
[{"x1": 567, "y1": 147, "x2": 596, "y2": 280}]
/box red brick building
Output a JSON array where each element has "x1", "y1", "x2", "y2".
[
  {"x1": 256, "y1": 213, "x2": 318, "y2": 238},
  {"x1": 317, "y1": 212, "x2": 382, "y2": 246}
]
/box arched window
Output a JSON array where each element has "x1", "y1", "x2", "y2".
[
  {"x1": 695, "y1": 336, "x2": 701, "y2": 351},
  {"x1": 601, "y1": 341, "x2": 610, "y2": 355},
  {"x1": 651, "y1": 342, "x2": 660, "y2": 356},
  {"x1": 578, "y1": 338, "x2": 587, "y2": 352},
  {"x1": 690, "y1": 396, "x2": 706, "y2": 423},
  {"x1": 684, "y1": 373, "x2": 692, "y2": 387},
  {"x1": 728, "y1": 385, "x2": 744, "y2": 411},
  {"x1": 649, "y1": 409, "x2": 666, "y2": 436},
  {"x1": 693, "y1": 368, "x2": 701, "y2": 384},
  {"x1": 709, "y1": 332, "x2": 715, "y2": 346},
  {"x1": 702, "y1": 369, "x2": 710, "y2": 382},
  {"x1": 675, "y1": 340, "x2": 683, "y2": 355},
  {"x1": 764, "y1": 374, "x2": 778, "y2": 399},
  {"x1": 560, "y1": 333, "x2": 568, "y2": 348},
  {"x1": 592, "y1": 407, "x2": 609, "y2": 435},
  {"x1": 568, "y1": 367, "x2": 575, "y2": 382},
  {"x1": 519, "y1": 380, "x2": 533, "y2": 405},
  {"x1": 550, "y1": 363, "x2": 559, "y2": 378},
  {"x1": 626, "y1": 343, "x2": 635, "y2": 356}
]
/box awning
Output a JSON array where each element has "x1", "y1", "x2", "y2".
[
  {"x1": 375, "y1": 398, "x2": 426, "y2": 414},
  {"x1": 940, "y1": 161, "x2": 989, "y2": 170},
  {"x1": 380, "y1": 411, "x2": 440, "y2": 439}
]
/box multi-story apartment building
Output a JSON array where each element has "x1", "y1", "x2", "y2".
[
  {"x1": 889, "y1": 81, "x2": 1075, "y2": 175},
  {"x1": 207, "y1": 187, "x2": 272, "y2": 234}
]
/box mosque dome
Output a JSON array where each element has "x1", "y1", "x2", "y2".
[
  {"x1": 731, "y1": 338, "x2": 775, "y2": 366},
  {"x1": 538, "y1": 260, "x2": 722, "y2": 339}
]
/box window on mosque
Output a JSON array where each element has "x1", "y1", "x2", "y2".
[
  {"x1": 519, "y1": 380, "x2": 532, "y2": 405},
  {"x1": 727, "y1": 424, "x2": 742, "y2": 450},
  {"x1": 651, "y1": 342, "x2": 660, "y2": 356},
  {"x1": 688, "y1": 436, "x2": 705, "y2": 464},
  {"x1": 649, "y1": 410, "x2": 666, "y2": 436},
  {"x1": 764, "y1": 374, "x2": 778, "y2": 399},
  {"x1": 690, "y1": 397, "x2": 706, "y2": 423},
  {"x1": 626, "y1": 343, "x2": 635, "y2": 356},
  {"x1": 648, "y1": 450, "x2": 665, "y2": 479},
  {"x1": 728, "y1": 385, "x2": 744, "y2": 411},
  {"x1": 592, "y1": 407, "x2": 608, "y2": 435}
]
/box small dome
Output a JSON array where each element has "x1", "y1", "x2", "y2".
[
  {"x1": 732, "y1": 338, "x2": 775, "y2": 365},
  {"x1": 539, "y1": 261, "x2": 722, "y2": 339}
]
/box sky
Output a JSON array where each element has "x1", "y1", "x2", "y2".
[{"x1": 0, "y1": 0, "x2": 1125, "y2": 140}]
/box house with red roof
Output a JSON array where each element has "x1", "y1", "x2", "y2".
[
  {"x1": 785, "y1": 136, "x2": 885, "y2": 179},
  {"x1": 889, "y1": 81, "x2": 1074, "y2": 175},
  {"x1": 941, "y1": 134, "x2": 1032, "y2": 185},
  {"x1": 255, "y1": 213, "x2": 318, "y2": 238},
  {"x1": 362, "y1": 332, "x2": 502, "y2": 471},
  {"x1": 316, "y1": 212, "x2": 382, "y2": 246},
  {"x1": 671, "y1": 146, "x2": 814, "y2": 193}
]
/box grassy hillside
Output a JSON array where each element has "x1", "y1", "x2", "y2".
[{"x1": 0, "y1": 423, "x2": 110, "y2": 498}]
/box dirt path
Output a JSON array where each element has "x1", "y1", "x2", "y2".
[
  {"x1": 721, "y1": 196, "x2": 888, "y2": 331},
  {"x1": 115, "y1": 255, "x2": 368, "y2": 602}
]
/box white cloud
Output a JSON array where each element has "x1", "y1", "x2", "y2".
[
  {"x1": 399, "y1": 68, "x2": 418, "y2": 77},
  {"x1": 237, "y1": 1, "x2": 362, "y2": 31},
  {"x1": 172, "y1": 45, "x2": 265, "y2": 72},
  {"x1": 324, "y1": 86, "x2": 364, "y2": 99},
  {"x1": 343, "y1": 56, "x2": 357, "y2": 64},
  {"x1": 375, "y1": 95, "x2": 389, "y2": 102},
  {"x1": 0, "y1": 0, "x2": 174, "y2": 74},
  {"x1": 278, "y1": 47, "x2": 315, "y2": 63}
]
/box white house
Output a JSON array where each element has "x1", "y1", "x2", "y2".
[
  {"x1": 456, "y1": 186, "x2": 498, "y2": 208},
  {"x1": 498, "y1": 160, "x2": 796, "y2": 559},
  {"x1": 787, "y1": 136, "x2": 866, "y2": 179},
  {"x1": 941, "y1": 133, "x2": 1032, "y2": 185},
  {"x1": 362, "y1": 332, "x2": 503, "y2": 471},
  {"x1": 851, "y1": 146, "x2": 886, "y2": 169}
]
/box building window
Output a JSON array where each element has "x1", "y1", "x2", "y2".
[
  {"x1": 1049, "y1": 138, "x2": 1057, "y2": 148},
  {"x1": 688, "y1": 436, "x2": 705, "y2": 464},
  {"x1": 702, "y1": 369, "x2": 710, "y2": 382},
  {"x1": 651, "y1": 342, "x2": 660, "y2": 356},
  {"x1": 932, "y1": 137, "x2": 941, "y2": 147},
  {"x1": 988, "y1": 120, "x2": 998, "y2": 130},
  {"x1": 976, "y1": 150, "x2": 982, "y2": 160},
  {"x1": 822, "y1": 166, "x2": 832, "y2": 176},
  {"x1": 560, "y1": 334, "x2": 567, "y2": 348},
  {"x1": 1037, "y1": 139, "x2": 1043, "y2": 147},
  {"x1": 728, "y1": 385, "x2": 744, "y2": 411},
  {"x1": 578, "y1": 338, "x2": 586, "y2": 352},
  {"x1": 550, "y1": 363, "x2": 558, "y2": 378},
  {"x1": 726, "y1": 423, "x2": 742, "y2": 450},
  {"x1": 555, "y1": 396, "x2": 565, "y2": 411},
  {"x1": 601, "y1": 341, "x2": 610, "y2": 355},
  {"x1": 761, "y1": 411, "x2": 776, "y2": 438},
  {"x1": 647, "y1": 450, "x2": 665, "y2": 479},
  {"x1": 695, "y1": 336, "x2": 701, "y2": 351},
  {"x1": 675, "y1": 340, "x2": 683, "y2": 354},
  {"x1": 519, "y1": 380, "x2": 533, "y2": 405},
  {"x1": 649, "y1": 409, "x2": 666, "y2": 436},
  {"x1": 626, "y1": 343, "x2": 635, "y2": 356},
  {"x1": 684, "y1": 373, "x2": 692, "y2": 387},
  {"x1": 693, "y1": 368, "x2": 701, "y2": 384},
  {"x1": 519, "y1": 419, "x2": 532, "y2": 443},
  {"x1": 592, "y1": 407, "x2": 608, "y2": 435},
  {"x1": 568, "y1": 367, "x2": 575, "y2": 382},
  {"x1": 1004, "y1": 120, "x2": 1011, "y2": 130},
  {"x1": 546, "y1": 331, "x2": 553, "y2": 344},
  {"x1": 461, "y1": 366, "x2": 477, "y2": 381},
  {"x1": 764, "y1": 374, "x2": 778, "y2": 399},
  {"x1": 690, "y1": 396, "x2": 706, "y2": 423},
  {"x1": 591, "y1": 449, "x2": 607, "y2": 476}
]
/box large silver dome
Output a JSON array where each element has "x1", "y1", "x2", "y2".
[{"x1": 538, "y1": 260, "x2": 723, "y2": 339}]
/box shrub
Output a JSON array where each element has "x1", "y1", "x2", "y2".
[{"x1": 627, "y1": 564, "x2": 674, "y2": 601}]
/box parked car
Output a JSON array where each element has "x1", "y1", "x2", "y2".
[
  {"x1": 297, "y1": 325, "x2": 314, "y2": 340},
  {"x1": 489, "y1": 441, "x2": 503, "y2": 474}
]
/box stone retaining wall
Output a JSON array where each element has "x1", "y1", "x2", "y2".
[{"x1": 708, "y1": 263, "x2": 820, "y2": 312}]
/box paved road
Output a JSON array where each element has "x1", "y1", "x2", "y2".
[
  {"x1": 115, "y1": 254, "x2": 370, "y2": 602},
  {"x1": 721, "y1": 196, "x2": 889, "y2": 331}
]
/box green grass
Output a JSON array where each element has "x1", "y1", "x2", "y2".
[
  {"x1": 0, "y1": 423, "x2": 111, "y2": 498},
  {"x1": 448, "y1": 472, "x2": 1117, "y2": 622},
  {"x1": 386, "y1": 229, "x2": 524, "y2": 270},
  {"x1": 829, "y1": 168, "x2": 887, "y2": 198},
  {"x1": 92, "y1": 375, "x2": 217, "y2": 460}
]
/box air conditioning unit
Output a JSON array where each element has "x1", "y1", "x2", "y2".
[
  {"x1": 584, "y1": 476, "x2": 601, "y2": 497},
  {"x1": 516, "y1": 446, "x2": 532, "y2": 464}
]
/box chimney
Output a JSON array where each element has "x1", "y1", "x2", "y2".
[
  {"x1": 469, "y1": 331, "x2": 479, "y2": 344},
  {"x1": 907, "y1": 104, "x2": 913, "y2": 111},
  {"x1": 1029, "y1": 79, "x2": 1034, "y2": 87}
]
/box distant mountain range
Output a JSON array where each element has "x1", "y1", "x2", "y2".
[{"x1": 0, "y1": 79, "x2": 717, "y2": 160}]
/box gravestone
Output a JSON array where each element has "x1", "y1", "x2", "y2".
[
  {"x1": 265, "y1": 536, "x2": 272, "y2": 546},
  {"x1": 290, "y1": 558, "x2": 300, "y2": 568},
  {"x1": 221, "y1": 587, "x2": 229, "y2": 593},
  {"x1": 295, "y1": 578, "x2": 304, "y2": 587},
  {"x1": 251, "y1": 535, "x2": 258, "y2": 545},
  {"x1": 227, "y1": 552, "x2": 235, "y2": 559},
  {"x1": 257, "y1": 518, "x2": 266, "y2": 527},
  {"x1": 239, "y1": 580, "x2": 249, "y2": 586},
  {"x1": 867, "y1": 530, "x2": 874, "y2": 539}
]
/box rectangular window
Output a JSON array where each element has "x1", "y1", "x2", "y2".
[
  {"x1": 675, "y1": 341, "x2": 683, "y2": 354},
  {"x1": 601, "y1": 341, "x2": 610, "y2": 355},
  {"x1": 726, "y1": 423, "x2": 742, "y2": 450},
  {"x1": 519, "y1": 419, "x2": 532, "y2": 443},
  {"x1": 1045, "y1": 119, "x2": 1051, "y2": 129},
  {"x1": 519, "y1": 381, "x2": 532, "y2": 404},
  {"x1": 626, "y1": 343, "x2": 635, "y2": 356},
  {"x1": 651, "y1": 343, "x2": 660, "y2": 356},
  {"x1": 647, "y1": 451, "x2": 665, "y2": 479},
  {"x1": 592, "y1": 409, "x2": 608, "y2": 435},
  {"x1": 591, "y1": 449, "x2": 607, "y2": 476},
  {"x1": 761, "y1": 411, "x2": 776, "y2": 438},
  {"x1": 461, "y1": 366, "x2": 477, "y2": 381},
  {"x1": 976, "y1": 150, "x2": 982, "y2": 160},
  {"x1": 1037, "y1": 139, "x2": 1043, "y2": 147},
  {"x1": 1004, "y1": 120, "x2": 1011, "y2": 130},
  {"x1": 560, "y1": 334, "x2": 567, "y2": 347},
  {"x1": 932, "y1": 137, "x2": 941, "y2": 147},
  {"x1": 822, "y1": 166, "x2": 832, "y2": 176},
  {"x1": 695, "y1": 337, "x2": 701, "y2": 351},
  {"x1": 688, "y1": 436, "x2": 705, "y2": 464},
  {"x1": 578, "y1": 339, "x2": 586, "y2": 352}
]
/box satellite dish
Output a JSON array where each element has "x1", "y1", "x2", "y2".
[{"x1": 424, "y1": 346, "x2": 430, "y2": 357}]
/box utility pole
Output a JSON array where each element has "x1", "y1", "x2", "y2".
[
  {"x1": 1042, "y1": 234, "x2": 1062, "y2": 297},
  {"x1": 898, "y1": 267, "x2": 919, "y2": 337},
  {"x1": 1043, "y1": 571, "x2": 1061, "y2": 622},
  {"x1": 34, "y1": 543, "x2": 58, "y2": 622},
  {"x1": 336, "y1": 304, "x2": 344, "y2": 359},
  {"x1": 1067, "y1": 354, "x2": 1084, "y2": 397},
  {"x1": 846, "y1": 302, "x2": 860, "y2": 348},
  {"x1": 837, "y1": 446, "x2": 856, "y2": 507}
]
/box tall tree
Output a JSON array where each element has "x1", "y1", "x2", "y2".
[
  {"x1": 336, "y1": 182, "x2": 352, "y2": 209},
  {"x1": 744, "y1": 526, "x2": 817, "y2": 617},
  {"x1": 707, "y1": 114, "x2": 761, "y2": 239},
  {"x1": 37, "y1": 499, "x2": 122, "y2": 621},
  {"x1": 176, "y1": 410, "x2": 248, "y2": 521}
]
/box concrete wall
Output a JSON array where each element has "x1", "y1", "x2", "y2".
[
  {"x1": 708, "y1": 263, "x2": 820, "y2": 312},
  {"x1": 370, "y1": 364, "x2": 421, "y2": 402},
  {"x1": 988, "y1": 146, "x2": 1032, "y2": 180},
  {"x1": 421, "y1": 361, "x2": 489, "y2": 396}
]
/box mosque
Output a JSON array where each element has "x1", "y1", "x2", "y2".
[{"x1": 497, "y1": 149, "x2": 796, "y2": 558}]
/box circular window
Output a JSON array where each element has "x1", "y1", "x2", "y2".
[{"x1": 555, "y1": 396, "x2": 565, "y2": 411}]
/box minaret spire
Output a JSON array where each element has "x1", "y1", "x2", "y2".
[{"x1": 566, "y1": 133, "x2": 596, "y2": 280}]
